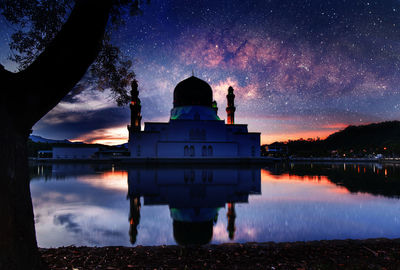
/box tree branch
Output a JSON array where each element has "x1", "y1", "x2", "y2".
[{"x1": 13, "y1": 0, "x2": 113, "y2": 130}]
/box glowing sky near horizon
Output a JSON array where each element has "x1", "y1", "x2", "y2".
[{"x1": 2, "y1": 0, "x2": 400, "y2": 145}]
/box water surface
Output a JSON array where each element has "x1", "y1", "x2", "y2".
[{"x1": 30, "y1": 162, "x2": 400, "y2": 247}]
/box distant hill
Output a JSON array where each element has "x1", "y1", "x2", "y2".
[
  {"x1": 29, "y1": 135, "x2": 73, "y2": 144},
  {"x1": 324, "y1": 121, "x2": 400, "y2": 149},
  {"x1": 27, "y1": 135, "x2": 127, "y2": 157},
  {"x1": 116, "y1": 143, "x2": 128, "y2": 148},
  {"x1": 264, "y1": 121, "x2": 400, "y2": 157}
]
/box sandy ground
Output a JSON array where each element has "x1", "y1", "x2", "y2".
[{"x1": 40, "y1": 238, "x2": 400, "y2": 269}]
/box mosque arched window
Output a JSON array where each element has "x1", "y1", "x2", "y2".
[
  {"x1": 202, "y1": 146, "x2": 207, "y2": 156},
  {"x1": 190, "y1": 145, "x2": 195, "y2": 156},
  {"x1": 184, "y1": 145, "x2": 189, "y2": 156},
  {"x1": 208, "y1": 145, "x2": 213, "y2": 156}
]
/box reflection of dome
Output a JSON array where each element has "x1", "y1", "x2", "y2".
[
  {"x1": 173, "y1": 76, "x2": 213, "y2": 108},
  {"x1": 173, "y1": 220, "x2": 213, "y2": 245},
  {"x1": 171, "y1": 207, "x2": 218, "y2": 245}
]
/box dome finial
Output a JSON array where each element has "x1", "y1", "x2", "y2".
[{"x1": 192, "y1": 69, "x2": 195, "y2": 77}]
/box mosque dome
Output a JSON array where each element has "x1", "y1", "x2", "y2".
[{"x1": 173, "y1": 76, "x2": 213, "y2": 108}]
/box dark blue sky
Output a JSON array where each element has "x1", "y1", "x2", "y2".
[{"x1": 2, "y1": 0, "x2": 400, "y2": 144}]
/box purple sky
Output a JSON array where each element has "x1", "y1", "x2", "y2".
[{"x1": 2, "y1": 0, "x2": 400, "y2": 144}]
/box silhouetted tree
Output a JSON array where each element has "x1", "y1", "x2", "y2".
[
  {"x1": 0, "y1": 1, "x2": 144, "y2": 268},
  {"x1": 263, "y1": 121, "x2": 400, "y2": 157}
]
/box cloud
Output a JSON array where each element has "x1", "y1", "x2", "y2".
[
  {"x1": 72, "y1": 126, "x2": 129, "y2": 145},
  {"x1": 54, "y1": 214, "x2": 81, "y2": 234},
  {"x1": 33, "y1": 107, "x2": 130, "y2": 140},
  {"x1": 211, "y1": 77, "x2": 260, "y2": 105}
]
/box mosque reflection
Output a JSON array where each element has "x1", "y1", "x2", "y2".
[{"x1": 127, "y1": 166, "x2": 261, "y2": 245}]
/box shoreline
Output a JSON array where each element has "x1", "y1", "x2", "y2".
[
  {"x1": 29, "y1": 156, "x2": 279, "y2": 165},
  {"x1": 30, "y1": 156, "x2": 400, "y2": 164},
  {"x1": 40, "y1": 238, "x2": 400, "y2": 269},
  {"x1": 289, "y1": 157, "x2": 400, "y2": 163}
]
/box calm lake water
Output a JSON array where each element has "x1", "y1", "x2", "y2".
[{"x1": 29, "y1": 162, "x2": 400, "y2": 248}]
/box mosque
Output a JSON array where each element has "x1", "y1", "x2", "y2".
[{"x1": 127, "y1": 76, "x2": 260, "y2": 158}]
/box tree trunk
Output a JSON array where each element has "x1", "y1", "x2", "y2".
[
  {"x1": 0, "y1": 1, "x2": 113, "y2": 269},
  {"x1": 0, "y1": 124, "x2": 41, "y2": 269}
]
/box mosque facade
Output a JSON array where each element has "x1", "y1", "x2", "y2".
[{"x1": 127, "y1": 76, "x2": 260, "y2": 158}]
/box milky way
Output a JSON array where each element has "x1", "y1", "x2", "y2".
[{"x1": 2, "y1": 0, "x2": 400, "y2": 144}]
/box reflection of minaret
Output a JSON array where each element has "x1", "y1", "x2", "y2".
[
  {"x1": 226, "y1": 203, "x2": 236, "y2": 240},
  {"x1": 129, "y1": 80, "x2": 142, "y2": 133},
  {"x1": 226, "y1": 86, "x2": 236, "y2": 125},
  {"x1": 128, "y1": 196, "x2": 141, "y2": 244}
]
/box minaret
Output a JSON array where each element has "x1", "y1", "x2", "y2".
[
  {"x1": 129, "y1": 80, "x2": 142, "y2": 132},
  {"x1": 226, "y1": 86, "x2": 236, "y2": 124}
]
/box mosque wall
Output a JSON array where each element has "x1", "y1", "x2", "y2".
[
  {"x1": 156, "y1": 142, "x2": 238, "y2": 157},
  {"x1": 233, "y1": 133, "x2": 261, "y2": 157},
  {"x1": 129, "y1": 125, "x2": 260, "y2": 158},
  {"x1": 129, "y1": 132, "x2": 160, "y2": 157},
  {"x1": 166, "y1": 120, "x2": 227, "y2": 142}
]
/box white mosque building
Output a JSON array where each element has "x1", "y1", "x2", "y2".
[{"x1": 127, "y1": 76, "x2": 260, "y2": 158}]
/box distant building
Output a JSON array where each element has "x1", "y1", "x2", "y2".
[
  {"x1": 37, "y1": 146, "x2": 129, "y2": 160},
  {"x1": 262, "y1": 143, "x2": 288, "y2": 157},
  {"x1": 96, "y1": 148, "x2": 130, "y2": 159},
  {"x1": 52, "y1": 146, "x2": 100, "y2": 159},
  {"x1": 37, "y1": 150, "x2": 53, "y2": 159},
  {"x1": 128, "y1": 76, "x2": 260, "y2": 158}
]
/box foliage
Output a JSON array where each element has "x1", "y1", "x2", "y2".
[
  {"x1": 27, "y1": 139, "x2": 125, "y2": 157},
  {"x1": 27, "y1": 140, "x2": 52, "y2": 157},
  {"x1": 0, "y1": 0, "x2": 149, "y2": 105},
  {"x1": 263, "y1": 121, "x2": 400, "y2": 157},
  {"x1": 0, "y1": 0, "x2": 73, "y2": 68},
  {"x1": 89, "y1": 36, "x2": 135, "y2": 106}
]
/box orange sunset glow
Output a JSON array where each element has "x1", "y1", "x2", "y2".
[
  {"x1": 69, "y1": 124, "x2": 348, "y2": 146},
  {"x1": 71, "y1": 126, "x2": 129, "y2": 146},
  {"x1": 261, "y1": 130, "x2": 333, "y2": 145},
  {"x1": 260, "y1": 169, "x2": 350, "y2": 195},
  {"x1": 78, "y1": 170, "x2": 128, "y2": 192}
]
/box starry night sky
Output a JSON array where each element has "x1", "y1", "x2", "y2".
[{"x1": 2, "y1": 0, "x2": 400, "y2": 145}]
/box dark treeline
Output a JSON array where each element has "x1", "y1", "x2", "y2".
[
  {"x1": 27, "y1": 140, "x2": 52, "y2": 158},
  {"x1": 27, "y1": 139, "x2": 124, "y2": 157},
  {"x1": 263, "y1": 121, "x2": 400, "y2": 157}
]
